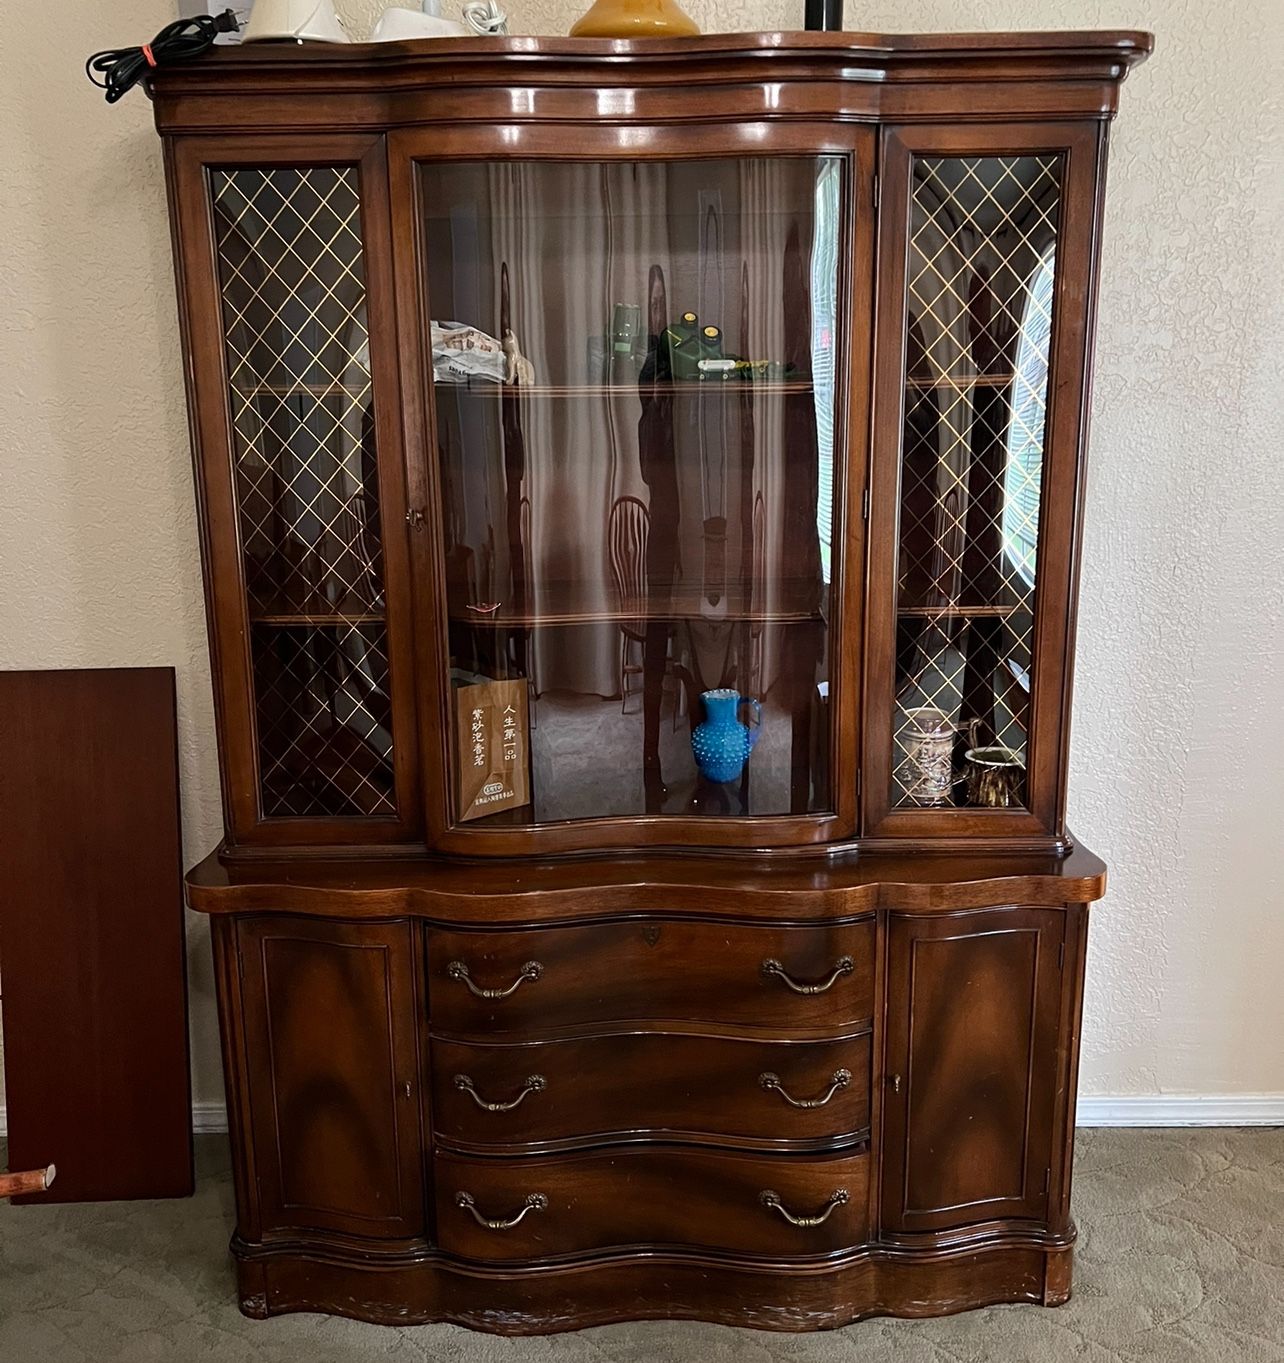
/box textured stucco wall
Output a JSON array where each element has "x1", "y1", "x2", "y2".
[{"x1": 1, "y1": 0, "x2": 1280, "y2": 1115}]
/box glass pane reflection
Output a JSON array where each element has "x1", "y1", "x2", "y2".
[
  {"x1": 420, "y1": 157, "x2": 845, "y2": 824},
  {"x1": 892, "y1": 154, "x2": 1062, "y2": 811}
]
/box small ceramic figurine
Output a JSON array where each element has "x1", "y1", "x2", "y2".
[{"x1": 502, "y1": 330, "x2": 535, "y2": 386}]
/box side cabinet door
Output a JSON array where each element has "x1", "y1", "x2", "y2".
[
  {"x1": 237, "y1": 917, "x2": 424, "y2": 1240},
  {"x1": 882, "y1": 907, "x2": 1064, "y2": 1234}
]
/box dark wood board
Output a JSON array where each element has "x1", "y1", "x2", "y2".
[{"x1": 0, "y1": 668, "x2": 193, "y2": 1202}]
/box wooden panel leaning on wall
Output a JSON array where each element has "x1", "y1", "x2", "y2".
[
  {"x1": 148, "y1": 30, "x2": 1149, "y2": 1333},
  {"x1": 0, "y1": 668, "x2": 193, "y2": 1203}
]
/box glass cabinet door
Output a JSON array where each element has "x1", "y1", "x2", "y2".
[
  {"x1": 868, "y1": 127, "x2": 1098, "y2": 836},
  {"x1": 205, "y1": 160, "x2": 404, "y2": 829},
  {"x1": 417, "y1": 156, "x2": 849, "y2": 836}
]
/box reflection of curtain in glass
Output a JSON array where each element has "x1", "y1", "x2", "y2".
[
  {"x1": 905, "y1": 180, "x2": 970, "y2": 611},
  {"x1": 737, "y1": 158, "x2": 818, "y2": 698},
  {"x1": 451, "y1": 160, "x2": 833, "y2": 700},
  {"x1": 811, "y1": 159, "x2": 840, "y2": 587},
  {"x1": 486, "y1": 163, "x2": 673, "y2": 695},
  {"x1": 1002, "y1": 246, "x2": 1055, "y2": 587}
]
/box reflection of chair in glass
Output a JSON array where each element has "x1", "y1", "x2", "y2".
[
  {"x1": 607, "y1": 495, "x2": 684, "y2": 725},
  {"x1": 512, "y1": 494, "x2": 538, "y2": 725},
  {"x1": 748, "y1": 490, "x2": 767, "y2": 699},
  {"x1": 608, "y1": 495, "x2": 650, "y2": 714}
]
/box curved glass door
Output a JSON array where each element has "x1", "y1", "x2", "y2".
[{"x1": 419, "y1": 157, "x2": 845, "y2": 829}]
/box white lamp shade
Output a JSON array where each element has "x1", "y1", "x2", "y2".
[
  {"x1": 242, "y1": 0, "x2": 350, "y2": 43},
  {"x1": 370, "y1": 7, "x2": 469, "y2": 40}
]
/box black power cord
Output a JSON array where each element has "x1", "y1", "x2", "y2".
[{"x1": 86, "y1": 10, "x2": 241, "y2": 104}]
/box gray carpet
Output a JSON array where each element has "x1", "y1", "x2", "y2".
[{"x1": 1, "y1": 1130, "x2": 1281, "y2": 1362}]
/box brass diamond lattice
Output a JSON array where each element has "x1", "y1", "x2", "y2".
[
  {"x1": 892, "y1": 155, "x2": 1062, "y2": 808},
  {"x1": 251, "y1": 623, "x2": 394, "y2": 818},
  {"x1": 211, "y1": 167, "x2": 394, "y2": 818}
]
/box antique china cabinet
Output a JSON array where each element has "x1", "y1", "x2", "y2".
[{"x1": 150, "y1": 30, "x2": 1150, "y2": 1331}]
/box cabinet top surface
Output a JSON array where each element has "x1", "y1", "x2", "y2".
[
  {"x1": 148, "y1": 28, "x2": 1151, "y2": 89},
  {"x1": 185, "y1": 840, "x2": 1108, "y2": 918}
]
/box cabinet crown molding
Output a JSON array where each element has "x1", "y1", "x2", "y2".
[{"x1": 147, "y1": 30, "x2": 1153, "y2": 134}]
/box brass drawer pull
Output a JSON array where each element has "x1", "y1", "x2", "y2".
[
  {"x1": 759, "y1": 1188, "x2": 849, "y2": 1228},
  {"x1": 760, "y1": 956, "x2": 854, "y2": 995},
  {"x1": 447, "y1": 959, "x2": 543, "y2": 999},
  {"x1": 454, "y1": 1073, "x2": 547, "y2": 1112},
  {"x1": 455, "y1": 1190, "x2": 548, "y2": 1231},
  {"x1": 760, "y1": 1068, "x2": 851, "y2": 1109}
]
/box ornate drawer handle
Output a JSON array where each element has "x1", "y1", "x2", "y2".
[
  {"x1": 759, "y1": 1188, "x2": 849, "y2": 1228},
  {"x1": 454, "y1": 1073, "x2": 547, "y2": 1111},
  {"x1": 455, "y1": 1190, "x2": 548, "y2": 1231},
  {"x1": 447, "y1": 959, "x2": 542, "y2": 999},
  {"x1": 760, "y1": 956, "x2": 854, "y2": 995},
  {"x1": 759, "y1": 1068, "x2": 851, "y2": 1109}
]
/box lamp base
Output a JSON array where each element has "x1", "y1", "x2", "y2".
[{"x1": 569, "y1": 0, "x2": 699, "y2": 38}]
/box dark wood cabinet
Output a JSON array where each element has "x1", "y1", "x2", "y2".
[
  {"x1": 235, "y1": 918, "x2": 424, "y2": 1241},
  {"x1": 150, "y1": 28, "x2": 1149, "y2": 1333},
  {"x1": 881, "y1": 907, "x2": 1065, "y2": 1235}
]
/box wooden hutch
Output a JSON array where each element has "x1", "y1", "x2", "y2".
[{"x1": 150, "y1": 30, "x2": 1151, "y2": 1331}]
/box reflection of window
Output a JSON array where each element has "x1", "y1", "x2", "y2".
[
  {"x1": 1003, "y1": 245, "x2": 1055, "y2": 587},
  {"x1": 811, "y1": 159, "x2": 841, "y2": 585}
]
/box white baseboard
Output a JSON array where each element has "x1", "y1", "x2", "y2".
[
  {"x1": 192, "y1": 1101, "x2": 228, "y2": 1134},
  {"x1": 4, "y1": 1096, "x2": 1282, "y2": 1141},
  {"x1": 1075, "y1": 1095, "x2": 1284, "y2": 1127}
]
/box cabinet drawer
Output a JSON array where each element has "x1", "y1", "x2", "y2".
[
  {"x1": 436, "y1": 1147, "x2": 869, "y2": 1261},
  {"x1": 433, "y1": 1032, "x2": 871, "y2": 1151},
  {"x1": 429, "y1": 919, "x2": 875, "y2": 1035}
]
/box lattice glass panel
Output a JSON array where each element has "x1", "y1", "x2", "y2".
[
  {"x1": 891, "y1": 155, "x2": 1062, "y2": 810},
  {"x1": 211, "y1": 166, "x2": 394, "y2": 818},
  {"x1": 251, "y1": 623, "x2": 394, "y2": 817}
]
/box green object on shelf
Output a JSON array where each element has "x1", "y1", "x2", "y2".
[{"x1": 664, "y1": 310, "x2": 701, "y2": 380}]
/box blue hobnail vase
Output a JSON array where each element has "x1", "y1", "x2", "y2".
[{"x1": 691, "y1": 689, "x2": 763, "y2": 784}]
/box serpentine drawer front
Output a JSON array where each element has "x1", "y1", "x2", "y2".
[
  {"x1": 428, "y1": 920, "x2": 876, "y2": 1035},
  {"x1": 436, "y1": 1147, "x2": 870, "y2": 1262},
  {"x1": 432, "y1": 1031, "x2": 872, "y2": 1151}
]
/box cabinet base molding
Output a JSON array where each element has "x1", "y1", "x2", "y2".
[{"x1": 230, "y1": 1234, "x2": 1075, "y2": 1332}]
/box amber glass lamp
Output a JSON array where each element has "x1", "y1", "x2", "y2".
[{"x1": 570, "y1": 0, "x2": 699, "y2": 37}]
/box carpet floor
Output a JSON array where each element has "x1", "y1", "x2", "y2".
[{"x1": 1, "y1": 1129, "x2": 1280, "y2": 1362}]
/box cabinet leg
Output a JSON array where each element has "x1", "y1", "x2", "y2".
[
  {"x1": 237, "y1": 1258, "x2": 270, "y2": 1319},
  {"x1": 1042, "y1": 1242, "x2": 1074, "y2": 1306}
]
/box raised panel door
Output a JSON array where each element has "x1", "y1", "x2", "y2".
[
  {"x1": 237, "y1": 916, "x2": 424, "y2": 1240},
  {"x1": 881, "y1": 907, "x2": 1064, "y2": 1234}
]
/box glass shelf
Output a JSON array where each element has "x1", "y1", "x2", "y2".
[
  {"x1": 251, "y1": 611, "x2": 387, "y2": 626},
  {"x1": 896, "y1": 604, "x2": 1019, "y2": 620},
  {"x1": 435, "y1": 380, "x2": 816, "y2": 399},
  {"x1": 230, "y1": 382, "x2": 370, "y2": 399},
  {"x1": 904, "y1": 373, "x2": 1018, "y2": 391}
]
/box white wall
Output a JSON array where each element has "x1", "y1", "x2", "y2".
[{"x1": 1, "y1": 0, "x2": 1280, "y2": 1121}]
